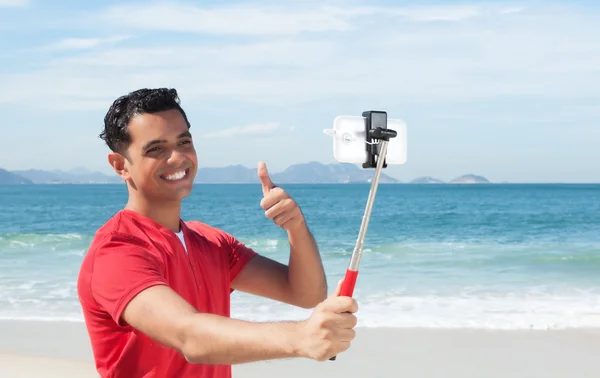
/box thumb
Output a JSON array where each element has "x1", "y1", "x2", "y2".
[
  {"x1": 329, "y1": 279, "x2": 344, "y2": 298},
  {"x1": 257, "y1": 161, "x2": 274, "y2": 195}
]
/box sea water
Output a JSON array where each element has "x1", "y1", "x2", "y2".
[{"x1": 1, "y1": 183, "x2": 599, "y2": 329}]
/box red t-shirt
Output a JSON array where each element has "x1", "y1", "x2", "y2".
[{"x1": 77, "y1": 209, "x2": 258, "y2": 378}]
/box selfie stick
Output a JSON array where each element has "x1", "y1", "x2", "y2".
[{"x1": 330, "y1": 111, "x2": 397, "y2": 361}]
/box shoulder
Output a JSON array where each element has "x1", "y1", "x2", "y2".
[
  {"x1": 184, "y1": 220, "x2": 258, "y2": 262},
  {"x1": 185, "y1": 220, "x2": 237, "y2": 247},
  {"x1": 184, "y1": 220, "x2": 257, "y2": 256},
  {"x1": 87, "y1": 211, "x2": 153, "y2": 255},
  {"x1": 77, "y1": 213, "x2": 165, "y2": 309},
  {"x1": 79, "y1": 212, "x2": 155, "y2": 283}
]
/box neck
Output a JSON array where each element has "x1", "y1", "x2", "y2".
[{"x1": 124, "y1": 195, "x2": 182, "y2": 233}]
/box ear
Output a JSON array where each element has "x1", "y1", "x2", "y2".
[{"x1": 108, "y1": 152, "x2": 131, "y2": 181}]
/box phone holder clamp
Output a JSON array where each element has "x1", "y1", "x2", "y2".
[{"x1": 361, "y1": 110, "x2": 397, "y2": 169}]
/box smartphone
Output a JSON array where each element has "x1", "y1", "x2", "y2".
[{"x1": 324, "y1": 115, "x2": 407, "y2": 165}]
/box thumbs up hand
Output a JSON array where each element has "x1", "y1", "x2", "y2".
[{"x1": 258, "y1": 161, "x2": 305, "y2": 232}]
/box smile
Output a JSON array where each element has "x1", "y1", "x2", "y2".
[{"x1": 160, "y1": 168, "x2": 189, "y2": 181}]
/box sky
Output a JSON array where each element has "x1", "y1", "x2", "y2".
[{"x1": 0, "y1": 0, "x2": 598, "y2": 183}]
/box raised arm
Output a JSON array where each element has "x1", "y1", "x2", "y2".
[{"x1": 231, "y1": 162, "x2": 327, "y2": 309}]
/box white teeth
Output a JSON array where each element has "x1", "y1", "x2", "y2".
[{"x1": 163, "y1": 170, "x2": 186, "y2": 181}]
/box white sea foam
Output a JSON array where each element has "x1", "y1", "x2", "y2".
[
  {"x1": 229, "y1": 290, "x2": 600, "y2": 330},
  {"x1": 1, "y1": 283, "x2": 599, "y2": 330}
]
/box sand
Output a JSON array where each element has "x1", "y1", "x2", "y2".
[{"x1": 0, "y1": 320, "x2": 599, "y2": 378}]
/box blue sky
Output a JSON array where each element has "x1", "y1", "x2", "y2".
[{"x1": 0, "y1": 0, "x2": 598, "y2": 183}]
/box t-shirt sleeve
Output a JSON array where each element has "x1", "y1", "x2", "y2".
[
  {"x1": 90, "y1": 232, "x2": 167, "y2": 326},
  {"x1": 223, "y1": 232, "x2": 258, "y2": 284}
]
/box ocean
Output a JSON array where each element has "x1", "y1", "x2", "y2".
[{"x1": 1, "y1": 183, "x2": 599, "y2": 330}]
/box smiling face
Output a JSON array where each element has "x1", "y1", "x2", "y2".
[{"x1": 109, "y1": 108, "x2": 198, "y2": 203}]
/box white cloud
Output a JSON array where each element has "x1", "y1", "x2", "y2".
[
  {"x1": 52, "y1": 39, "x2": 333, "y2": 68},
  {"x1": 389, "y1": 5, "x2": 483, "y2": 21},
  {"x1": 42, "y1": 35, "x2": 131, "y2": 51},
  {"x1": 0, "y1": 0, "x2": 28, "y2": 8},
  {"x1": 203, "y1": 122, "x2": 282, "y2": 139},
  {"x1": 500, "y1": 7, "x2": 524, "y2": 15},
  {"x1": 102, "y1": 3, "x2": 351, "y2": 35},
  {"x1": 0, "y1": 2, "x2": 599, "y2": 110},
  {"x1": 99, "y1": 2, "x2": 501, "y2": 36}
]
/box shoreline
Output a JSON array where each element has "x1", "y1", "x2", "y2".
[
  {"x1": 2, "y1": 316, "x2": 596, "y2": 331},
  {"x1": 1, "y1": 320, "x2": 599, "y2": 377}
]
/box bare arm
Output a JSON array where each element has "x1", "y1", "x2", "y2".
[
  {"x1": 121, "y1": 284, "x2": 301, "y2": 365},
  {"x1": 121, "y1": 282, "x2": 358, "y2": 365},
  {"x1": 287, "y1": 221, "x2": 328, "y2": 306},
  {"x1": 231, "y1": 221, "x2": 327, "y2": 309}
]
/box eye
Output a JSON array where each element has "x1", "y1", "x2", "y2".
[{"x1": 147, "y1": 146, "x2": 162, "y2": 153}]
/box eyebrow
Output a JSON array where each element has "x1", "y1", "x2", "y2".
[{"x1": 142, "y1": 131, "x2": 192, "y2": 151}]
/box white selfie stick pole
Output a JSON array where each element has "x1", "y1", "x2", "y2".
[{"x1": 346, "y1": 139, "x2": 389, "y2": 274}]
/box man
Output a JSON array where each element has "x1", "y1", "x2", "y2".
[{"x1": 77, "y1": 88, "x2": 358, "y2": 378}]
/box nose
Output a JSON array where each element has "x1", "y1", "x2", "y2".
[{"x1": 167, "y1": 148, "x2": 186, "y2": 166}]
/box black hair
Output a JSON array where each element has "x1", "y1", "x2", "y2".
[{"x1": 100, "y1": 88, "x2": 191, "y2": 153}]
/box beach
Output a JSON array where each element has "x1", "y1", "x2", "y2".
[{"x1": 1, "y1": 320, "x2": 599, "y2": 378}]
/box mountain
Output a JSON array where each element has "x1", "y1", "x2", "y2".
[
  {"x1": 450, "y1": 174, "x2": 490, "y2": 184},
  {"x1": 194, "y1": 165, "x2": 259, "y2": 184},
  {"x1": 0, "y1": 168, "x2": 33, "y2": 185},
  {"x1": 194, "y1": 162, "x2": 399, "y2": 184},
  {"x1": 12, "y1": 168, "x2": 121, "y2": 184},
  {"x1": 270, "y1": 162, "x2": 398, "y2": 184},
  {"x1": 5, "y1": 162, "x2": 399, "y2": 184},
  {"x1": 410, "y1": 176, "x2": 445, "y2": 184},
  {"x1": 5, "y1": 164, "x2": 492, "y2": 185}
]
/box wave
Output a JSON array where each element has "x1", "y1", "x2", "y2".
[
  {"x1": 3, "y1": 289, "x2": 597, "y2": 330},
  {"x1": 4, "y1": 233, "x2": 599, "y2": 264},
  {"x1": 230, "y1": 288, "x2": 600, "y2": 330},
  {"x1": 1, "y1": 278, "x2": 599, "y2": 330},
  {"x1": 322, "y1": 240, "x2": 600, "y2": 269},
  {"x1": 0, "y1": 233, "x2": 89, "y2": 255}
]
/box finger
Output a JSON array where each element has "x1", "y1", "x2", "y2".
[
  {"x1": 333, "y1": 327, "x2": 356, "y2": 342},
  {"x1": 264, "y1": 198, "x2": 292, "y2": 218},
  {"x1": 279, "y1": 215, "x2": 304, "y2": 231},
  {"x1": 324, "y1": 312, "x2": 358, "y2": 329},
  {"x1": 270, "y1": 205, "x2": 300, "y2": 224},
  {"x1": 337, "y1": 312, "x2": 358, "y2": 329},
  {"x1": 273, "y1": 211, "x2": 295, "y2": 227},
  {"x1": 330, "y1": 279, "x2": 344, "y2": 298},
  {"x1": 257, "y1": 161, "x2": 275, "y2": 195},
  {"x1": 260, "y1": 188, "x2": 288, "y2": 210},
  {"x1": 323, "y1": 296, "x2": 359, "y2": 314}
]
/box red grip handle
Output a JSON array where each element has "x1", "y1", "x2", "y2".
[
  {"x1": 339, "y1": 268, "x2": 358, "y2": 297},
  {"x1": 329, "y1": 268, "x2": 359, "y2": 361}
]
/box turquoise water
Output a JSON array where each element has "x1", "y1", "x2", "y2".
[{"x1": 1, "y1": 183, "x2": 599, "y2": 329}]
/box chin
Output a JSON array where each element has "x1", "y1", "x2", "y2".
[
  {"x1": 152, "y1": 188, "x2": 193, "y2": 203},
  {"x1": 177, "y1": 186, "x2": 194, "y2": 199},
  {"x1": 152, "y1": 173, "x2": 195, "y2": 201},
  {"x1": 169, "y1": 182, "x2": 194, "y2": 197}
]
